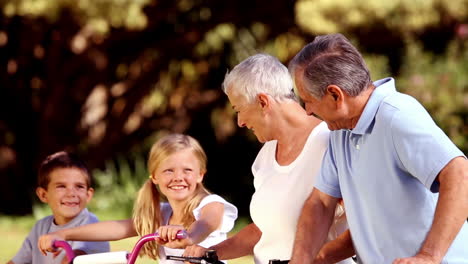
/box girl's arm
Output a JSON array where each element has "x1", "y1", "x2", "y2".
[
  {"x1": 158, "y1": 202, "x2": 225, "y2": 248},
  {"x1": 187, "y1": 201, "x2": 224, "y2": 244},
  {"x1": 38, "y1": 219, "x2": 137, "y2": 255},
  {"x1": 184, "y1": 223, "x2": 261, "y2": 260}
]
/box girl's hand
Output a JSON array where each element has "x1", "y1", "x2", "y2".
[
  {"x1": 37, "y1": 232, "x2": 66, "y2": 256},
  {"x1": 183, "y1": 244, "x2": 208, "y2": 257},
  {"x1": 156, "y1": 225, "x2": 192, "y2": 248}
]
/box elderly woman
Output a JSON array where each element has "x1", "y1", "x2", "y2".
[{"x1": 185, "y1": 54, "x2": 354, "y2": 264}]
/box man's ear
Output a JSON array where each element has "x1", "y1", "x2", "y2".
[
  {"x1": 326, "y1": 85, "x2": 345, "y2": 105},
  {"x1": 256, "y1": 93, "x2": 270, "y2": 109},
  {"x1": 36, "y1": 187, "x2": 48, "y2": 203}
]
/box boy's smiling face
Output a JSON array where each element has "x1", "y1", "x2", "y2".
[{"x1": 36, "y1": 168, "x2": 94, "y2": 225}]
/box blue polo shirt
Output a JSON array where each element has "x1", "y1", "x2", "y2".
[{"x1": 315, "y1": 78, "x2": 468, "y2": 263}]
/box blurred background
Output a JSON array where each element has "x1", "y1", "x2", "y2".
[{"x1": 1, "y1": 0, "x2": 467, "y2": 262}]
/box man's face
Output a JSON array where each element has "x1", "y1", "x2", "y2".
[
  {"x1": 294, "y1": 70, "x2": 346, "y2": 131},
  {"x1": 36, "y1": 168, "x2": 93, "y2": 225}
]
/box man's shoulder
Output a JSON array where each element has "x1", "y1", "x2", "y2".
[
  {"x1": 379, "y1": 92, "x2": 433, "y2": 127},
  {"x1": 380, "y1": 91, "x2": 426, "y2": 115}
]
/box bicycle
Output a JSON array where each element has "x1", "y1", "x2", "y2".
[{"x1": 55, "y1": 232, "x2": 290, "y2": 264}]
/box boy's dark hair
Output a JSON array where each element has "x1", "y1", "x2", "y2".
[{"x1": 37, "y1": 151, "x2": 92, "y2": 189}]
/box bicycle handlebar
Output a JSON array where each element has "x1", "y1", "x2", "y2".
[
  {"x1": 268, "y1": 260, "x2": 290, "y2": 264},
  {"x1": 166, "y1": 250, "x2": 224, "y2": 264},
  {"x1": 53, "y1": 231, "x2": 187, "y2": 264},
  {"x1": 167, "y1": 250, "x2": 289, "y2": 264}
]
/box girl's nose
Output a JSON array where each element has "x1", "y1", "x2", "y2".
[{"x1": 173, "y1": 171, "x2": 184, "y2": 181}]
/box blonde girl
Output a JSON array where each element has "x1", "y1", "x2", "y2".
[{"x1": 38, "y1": 134, "x2": 238, "y2": 263}]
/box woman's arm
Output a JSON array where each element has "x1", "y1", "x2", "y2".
[
  {"x1": 290, "y1": 189, "x2": 339, "y2": 264},
  {"x1": 184, "y1": 223, "x2": 262, "y2": 260},
  {"x1": 37, "y1": 219, "x2": 137, "y2": 255},
  {"x1": 314, "y1": 229, "x2": 355, "y2": 264}
]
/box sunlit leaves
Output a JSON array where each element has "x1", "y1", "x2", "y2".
[
  {"x1": 295, "y1": 0, "x2": 468, "y2": 34},
  {"x1": 2, "y1": 0, "x2": 150, "y2": 34},
  {"x1": 398, "y1": 40, "x2": 468, "y2": 151}
]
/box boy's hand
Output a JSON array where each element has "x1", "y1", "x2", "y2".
[
  {"x1": 156, "y1": 225, "x2": 192, "y2": 248},
  {"x1": 37, "y1": 232, "x2": 66, "y2": 256}
]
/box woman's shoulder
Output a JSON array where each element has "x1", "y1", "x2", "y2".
[
  {"x1": 306, "y1": 121, "x2": 330, "y2": 149},
  {"x1": 252, "y1": 139, "x2": 277, "y2": 172}
]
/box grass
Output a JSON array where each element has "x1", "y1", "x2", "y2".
[{"x1": 1, "y1": 212, "x2": 254, "y2": 264}]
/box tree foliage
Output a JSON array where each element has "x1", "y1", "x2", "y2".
[{"x1": 0, "y1": 0, "x2": 466, "y2": 216}]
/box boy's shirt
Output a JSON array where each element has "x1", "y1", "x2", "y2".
[{"x1": 11, "y1": 208, "x2": 110, "y2": 264}]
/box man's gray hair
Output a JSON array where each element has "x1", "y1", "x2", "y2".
[
  {"x1": 222, "y1": 53, "x2": 297, "y2": 103},
  {"x1": 288, "y1": 33, "x2": 372, "y2": 99}
]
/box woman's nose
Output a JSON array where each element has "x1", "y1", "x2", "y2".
[{"x1": 237, "y1": 116, "x2": 246, "y2": 128}]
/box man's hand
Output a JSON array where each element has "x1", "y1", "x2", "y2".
[{"x1": 393, "y1": 252, "x2": 439, "y2": 264}]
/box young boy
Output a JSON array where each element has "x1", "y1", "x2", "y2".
[{"x1": 8, "y1": 151, "x2": 110, "y2": 264}]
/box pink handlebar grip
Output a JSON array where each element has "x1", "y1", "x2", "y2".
[
  {"x1": 127, "y1": 230, "x2": 187, "y2": 264},
  {"x1": 53, "y1": 240, "x2": 76, "y2": 263}
]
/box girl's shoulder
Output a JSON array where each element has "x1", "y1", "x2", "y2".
[
  {"x1": 194, "y1": 194, "x2": 238, "y2": 217},
  {"x1": 195, "y1": 194, "x2": 234, "y2": 210}
]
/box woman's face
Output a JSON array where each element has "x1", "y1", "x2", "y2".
[
  {"x1": 227, "y1": 90, "x2": 270, "y2": 143},
  {"x1": 151, "y1": 148, "x2": 204, "y2": 204}
]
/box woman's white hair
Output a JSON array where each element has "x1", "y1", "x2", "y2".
[{"x1": 222, "y1": 53, "x2": 297, "y2": 103}]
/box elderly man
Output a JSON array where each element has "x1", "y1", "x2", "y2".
[{"x1": 288, "y1": 33, "x2": 468, "y2": 264}]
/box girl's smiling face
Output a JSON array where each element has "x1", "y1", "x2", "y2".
[{"x1": 151, "y1": 148, "x2": 204, "y2": 204}]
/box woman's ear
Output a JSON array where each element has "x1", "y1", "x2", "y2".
[
  {"x1": 256, "y1": 93, "x2": 270, "y2": 109},
  {"x1": 36, "y1": 187, "x2": 48, "y2": 203}
]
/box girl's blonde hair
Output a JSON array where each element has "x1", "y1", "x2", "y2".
[{"x1": 132, "y1": 134, "x2": 211, "y2": 260}]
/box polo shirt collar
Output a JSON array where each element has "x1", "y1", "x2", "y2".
[{"x1": 351, "y1": 77, "x2": 396, "y2": 135}]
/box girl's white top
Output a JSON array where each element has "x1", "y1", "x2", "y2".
[
  {"x1": 159, "y1": 194, "x2": 238, "y2": 264},
  {"x1": 250, "y1": 122, "x2": 354, "y2": 264}
]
